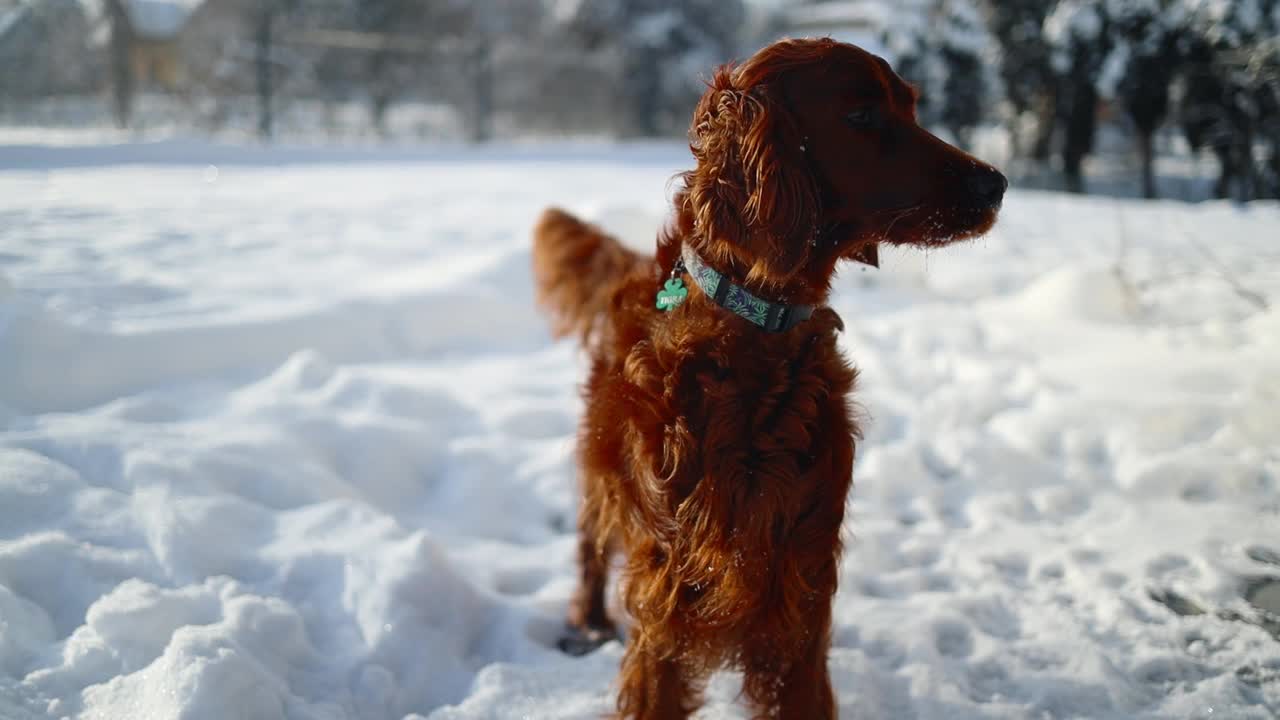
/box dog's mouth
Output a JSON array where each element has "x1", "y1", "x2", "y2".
[
  {"x1": 835, "y1": 202, "x2": 1001, "y2": 251},
  {"x1": 827, "y1": 171, "x2": 1005, "y2": 254},
  {"x1": 914, "y1": 203, "x2": 1002, "y2": 246},
  {"x1": 946, "y1": 203, "x2": 1001, "y2": 240},
  {"x1": 896, "y1": 167, "x2": 1006, "y2": 245}
]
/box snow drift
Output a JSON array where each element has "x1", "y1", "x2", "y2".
[{"x1": 0, "y1": 141, "x2": 1277, "y2": 718}]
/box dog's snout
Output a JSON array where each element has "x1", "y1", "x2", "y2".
[{"x1": 965, "y1": 167, "x2": 1008, "y2": 207}]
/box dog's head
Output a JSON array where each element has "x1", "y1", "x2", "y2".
[{"x1": 684, "y1": 38, "x2": 1005, "y2": 287}]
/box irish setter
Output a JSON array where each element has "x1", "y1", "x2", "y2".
[{"x1": 532, "y1": 38, "x2": 1005, "y2": 719}]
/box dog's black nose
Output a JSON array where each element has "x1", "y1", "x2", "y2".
[{"x1": 965, "y1": 168, "x2": 1008, "y2": 207}]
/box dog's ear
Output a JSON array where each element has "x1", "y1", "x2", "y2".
[{"x1": 686, "y1": 76, "x2": 819, "y2": 283}]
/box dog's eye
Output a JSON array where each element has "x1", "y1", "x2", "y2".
[{"x1": 844, "y1": 108, "x2": 874, "y2": 128}]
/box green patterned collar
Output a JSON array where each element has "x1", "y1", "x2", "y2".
[{"x1": 677, "y1": 246, "x2": 815, "y2": 333}]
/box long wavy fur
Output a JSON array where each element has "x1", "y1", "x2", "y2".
[
  {"x1": 534, "y1": 36, "x2": 1004, "y2": 720},
  {"x1": 682, "y1": 44, "x2": 825, "y2": 287}
]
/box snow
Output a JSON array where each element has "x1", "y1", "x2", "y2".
[{"x1": 1, "y1": 138, "x2": 1278, "y2": 719}]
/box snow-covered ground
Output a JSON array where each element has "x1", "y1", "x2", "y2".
[{"x1": 0, "y1": 139, "x2": 1277, "y2": 719}]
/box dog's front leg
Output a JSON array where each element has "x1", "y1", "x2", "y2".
[
  {"x1": 616, "y1": 640, "x2": 703, "y2": 719},
  {"x1": 743, "y1": 605, "x2": 836, "y2": 720}
]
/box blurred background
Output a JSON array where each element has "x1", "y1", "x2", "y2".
[{"x1": 1, "y1": 0, "x2": 1277, "y2": 202}]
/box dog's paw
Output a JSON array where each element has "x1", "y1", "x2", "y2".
[{"x1": 557, "y1": 624, "x2": 618, "y2": 656}]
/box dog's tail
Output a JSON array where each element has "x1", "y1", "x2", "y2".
[{"x1": 532, "y1": 207, "x2": 648, "y2": 342}]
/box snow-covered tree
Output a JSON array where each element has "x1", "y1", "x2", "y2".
[
  {"x1": 985, "y1": 0, "x2": 1058, "y2": 160},
  {"x1": 935, "y1": 0, "x2": 993, "y2": 148},
  {"x1": 453, "y1": 0, "x2": 546, "y2": 143},
  {"x1": 1109, "y1": 0, "x2": 1188, "y2": 198},
  {"x1": 882, "y1": 6, "x2": 932, "y2": 118},
  {"x1": 1177, "y1": 0, "x2": 1280, "y2": 199},
  {"x1": 1256, "y1": 41, "x2": 1280, "y2": 198},
  {"x1": 562, "y1": 0, "x2": 745, "y2": 137},
  {"x1": 351, "y1": 0, "x2": 433, "y2": 134},
  {"x1": 251, "y1": 0, "x2": 300, "y2": 139},
  {"x1": 1044, "y1": 0, "x2": 1114, "y2": 193},
  {"x1": 886, "y1": 0, "x2": 994, "y2": 149},
  {"x1": 100, "y1": 0, "x2": 134, "y2": 128}
]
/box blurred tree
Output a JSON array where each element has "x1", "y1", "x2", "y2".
[
  {"x1": 890, "y1": 0, "x2": 993, "y2": 150},
  {"x1": 935, "y1": 0, "x2": 992, "y2": 149},
  {"x1": 102, "y1": 0, "x2": 134, "y2": 128},
  {"x1": 884, "y1": 20, "x2": 932, "y2": 124},
  {"x1": 1256, "y1": 42, "x2": 1280, "y2": 198},
  {"x1": 563, "y1": 0, "x2": 745, "y2": 137},
  {"x1": 1178, "y1": 0, "x2": 1280, "y2": 200},
  {"x1": 984, "y1": 0, "x2": 1056, "y2": 161},
  {"x1": 1110, "y1": 0, "x2": 1186, "y2": 198},
  {"x1": 460, "y1": 1, "x2": 545, "y2": 143},
  {"x1": 302, "y1": 0, "x2": 531, "y2": 142},
  {"x1": 253, "y1": 0, "x2": 299, "y2": 139},
  {"x1": 352, "y1": 0, "x2": 435, "y2": 135},
  {"x1": 1045, "y1": 0, "x2": 1114, "y2": 194}
]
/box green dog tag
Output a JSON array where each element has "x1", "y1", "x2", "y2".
[{"x1": 655, "y1": 277, "x2": 688, "y2": 311}]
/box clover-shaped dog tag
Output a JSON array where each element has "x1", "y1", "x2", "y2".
[{"x1": 655, "y1": 277, "x2": 688, "y2": 311}]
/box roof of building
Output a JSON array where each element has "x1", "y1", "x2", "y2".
[
  {"x1": 0, "y1": 0, "x2": 30, "y2": 41},
  {"x1": 125, "y1": 0, "x2": 205, "y2": 38}
]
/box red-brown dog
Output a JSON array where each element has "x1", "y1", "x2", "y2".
[{"x1": 533, "y1": 38, "x2": 1005, "y2": 719}]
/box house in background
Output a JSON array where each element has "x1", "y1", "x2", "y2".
[
  {"x1": 119, "y1": 0, "x2": 209, "y2": 91},
  {"x1": 0, "y1": 0, "x2": 215, "y2": 102}
]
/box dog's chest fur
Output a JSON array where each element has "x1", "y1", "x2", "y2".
[{"x1": 579, "y1": 275, "x2": 860, "y2": 641}]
